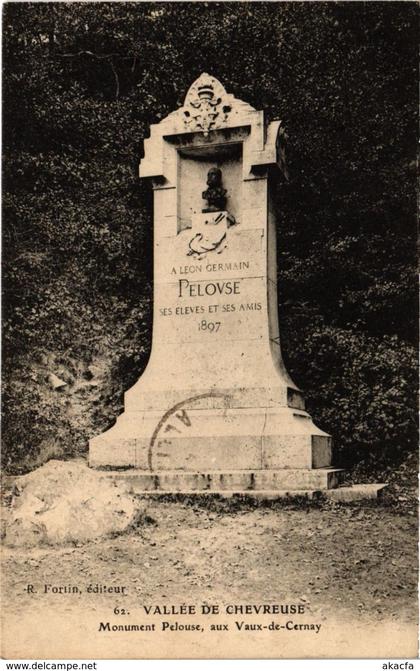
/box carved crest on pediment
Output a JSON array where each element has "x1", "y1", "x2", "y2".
[
  {"x1": 182, "y1": 74, "x2": 229, "y2": 136},
  {"x1": 171, "y1": 73, "x2": 255, "y2": 137}
]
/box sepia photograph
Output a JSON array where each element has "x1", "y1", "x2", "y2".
[{"x1": 1, "y1": 0, "x2": 418, "y2": 661}]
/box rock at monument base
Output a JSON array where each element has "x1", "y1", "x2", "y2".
[{"x1": 1, "y1": 460, "x2": 145, "y2": 547}]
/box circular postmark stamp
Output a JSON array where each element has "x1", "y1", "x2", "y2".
[{"x1": 148, "y1": 391, "x2": 230, "y2": 471}]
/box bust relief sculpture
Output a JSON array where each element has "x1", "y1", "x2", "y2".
[{"x1": 202, "y1": 167, "x2": 227, "y2": 212}]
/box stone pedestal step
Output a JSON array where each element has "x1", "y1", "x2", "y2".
[
  {"x1": 323, "y1": 484, "x2": 387, "y2": 501},
  {"x1": 127, "y1": 484, "x2": 387, "y2": 501},
  {"x1": 102, "y1": 468, "x2": 345, "y2": 492},
  {"x1": 135, "y1": 489, "x2": 324, "y2": 500}
]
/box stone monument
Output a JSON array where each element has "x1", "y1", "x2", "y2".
[{"x1": 89, "y1": 74, "x2": 385, "y2": 499}]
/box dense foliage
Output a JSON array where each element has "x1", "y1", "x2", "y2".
[{"x1": 3, "y1": 2, "x2": 417, "y2": 474}]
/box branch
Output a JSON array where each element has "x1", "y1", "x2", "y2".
[
  {"x1": 110, "y1": 59, "x2": 120, "y2": 100},
  {"x1": 57, "y1": 50, "x2": 131, "y2": 61}
]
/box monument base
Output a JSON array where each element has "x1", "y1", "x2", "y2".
[
  {"x1": 89, "y1": 405, "x2": 333, "y2": 471},
  {"x1": 94, "y1": 468, "x2": 387, "y2": 501},
  {"x1": 89, "y1": 406, "x2": 386, "y2": 500}
]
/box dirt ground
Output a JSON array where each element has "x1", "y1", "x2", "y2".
[{"x1": 2, "y1": 496, "x2": 418, "y2": 626}]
